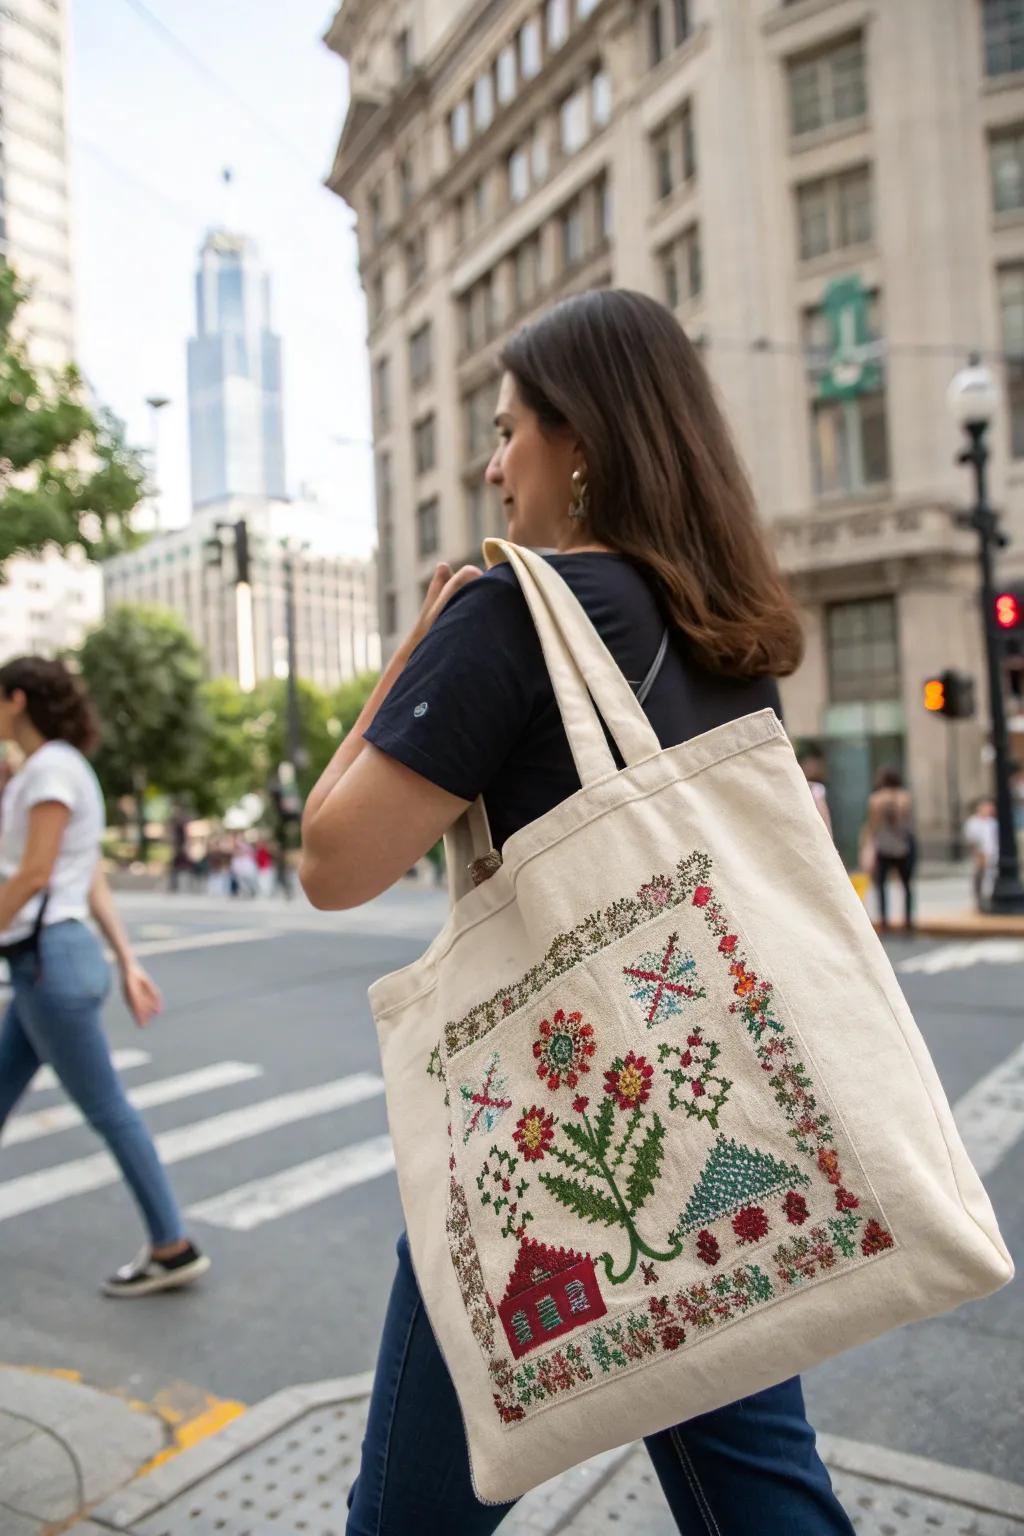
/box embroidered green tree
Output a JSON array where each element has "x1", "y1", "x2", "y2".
[
  {"x1": 672, "y1": 1134, "x2": 810, "y2": 1243},
  {"x1": 537, "y1": 1053, "x2": 683, "y2": 1285}
]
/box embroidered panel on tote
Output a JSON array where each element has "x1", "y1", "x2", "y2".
[{"x1": 427, "y1": 851, "x2": 897, "y2": 1426}]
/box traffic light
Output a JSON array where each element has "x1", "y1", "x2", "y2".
[
  {"x1": 996, "y1": 590, "x2": 1023, "y2": 630},
  {"x1": 923, "y1": 670, "x2": 975, "y2": 719}
]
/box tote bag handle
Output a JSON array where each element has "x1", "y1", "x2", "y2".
[{"x1": 443, "y1": 541, "x2": 663, "y2": 906}]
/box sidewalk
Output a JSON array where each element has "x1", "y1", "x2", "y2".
[{"x1": 4, "y1": 1366, "x2": 1021, "y2": 1536}]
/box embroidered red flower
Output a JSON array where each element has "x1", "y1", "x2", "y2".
[
  {"x1": 861, "y1": 1219, "x2": 894, "y2": 1256},
  {"x1": 732, "y1": 1205, "x2": 770, "y2": 1244},
  {"x1": 572, "y1": 1094, "x2": 589, "y2": 1114},
  {"x1": 729, "y1": 962, "x2": 757, "y2": 998},
  {"x1": 679, "y1": 1050, "x2": 693, "y2": 1067},
  {"x1": 696, "y1": 1230, "x2": 720, "y2": 1266},
  {"x1": 513, "y1": 1105, "x2": 556, "y2": 1161},
  {"x1": 687, "y1": 1033, "x2": 703, "y2": 1046},
  {"x1": 660, "y1": 1324, "x2": 686, "y2": 1351},
  {"x1": 691, "y1": 1079, "x2": 705, "y2": 1097},
  {"x1": 532, "y1": 1008, "x2": 596, "y2": 1091},
  {"x1": 835, "y1": 1187, "x2": 860, "y2": 1211},
  {"x1": 603, "y1": 1051, "x2": 654, "y2": 1111},
  {"x1": 719, "y1": 935, "x2": 738, "y2": 954},
  {"x1": 783, "y1": 1191, "x2": 809, "y2": 1226},
  {"x1": 692, "y1": 886, "x2": 712, "y2": 907},
  {"x1": 817, "y1": 1147, "x2": 842, "y2": 1185}
]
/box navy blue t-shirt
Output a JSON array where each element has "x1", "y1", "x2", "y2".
[{"x1": 365, "y1": 553, "x2": 781, "y2": 852}]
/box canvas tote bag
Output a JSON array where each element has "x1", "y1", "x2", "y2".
[{"x1": 368, "y1": 540, "x2": 1013, "y2": 1505}]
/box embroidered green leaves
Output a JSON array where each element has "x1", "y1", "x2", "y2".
[
  {"x1": 672, "y1": 1134, "x2": 810, "y2": 1245},
  {"x1": 657, "y1": 1027, "x2": 732, "y2": 1127},
  {"x1": 526, "y1": 1055, "x2": 682, "y2": 1286},
  {"x1": 477, "y1": 1147, "x2": 533, "y2": 1242}
]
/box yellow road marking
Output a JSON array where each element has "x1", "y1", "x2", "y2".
[{"x1": 136, "y1": 1395, "x2": 246, "y2": 1474}]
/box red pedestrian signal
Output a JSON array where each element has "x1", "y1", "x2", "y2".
[{"x1": 995, "y1": 592, "x2": 1021, "y2": 629}]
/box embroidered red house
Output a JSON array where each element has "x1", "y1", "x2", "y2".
[{"x1": 498, "y1": 1238, "x2": 607, "y2": 1358}]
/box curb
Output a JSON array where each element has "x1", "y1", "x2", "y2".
[
  {"x1": 87, "y1": 1377, "x2": 1024, "y2": 1530},
  {"x1": 875, "y1": 914, "x2": 1024, "y2": 939},
  {"x1": 88, "y1": 1372, "x2": 374, "y2": 1530}
]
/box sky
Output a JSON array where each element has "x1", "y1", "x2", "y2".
[{"x1": 68, "y1": 0, "x2": 376, "y2": 557}]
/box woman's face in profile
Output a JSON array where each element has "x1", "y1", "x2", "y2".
[{"x1": 485, "y1": 372, "x2": 580, "y2": 549}]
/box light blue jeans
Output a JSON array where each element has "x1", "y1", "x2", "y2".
[{"x1": 0, "y1": 919, "x2": 184, "y2": 1246}]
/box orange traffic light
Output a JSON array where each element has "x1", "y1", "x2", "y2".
[
  {"x1": 923, "y1": 678, "x2": 946, "y2": 712},
  {"x1": 996, "y1": 592, "x2": 1021, "y2": 629}
]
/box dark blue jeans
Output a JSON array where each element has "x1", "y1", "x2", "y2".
[
  {"x1": 0, "y1": 920, "x2": 184, "y2": 1245},
  {"x1": 346, "y1": 1234, "x2": 854, "y2": 1535}
]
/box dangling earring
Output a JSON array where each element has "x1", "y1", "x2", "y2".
[{"x1": 568, "y1": 467, "x2": 589, "y2": 522}]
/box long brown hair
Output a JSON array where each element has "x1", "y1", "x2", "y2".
[
  {"x1": 0, "y1": 656, "x2": 101, "y2": 754},
  {"x1": 500, "y1": 289, "x2": 804, "y2": 678}
]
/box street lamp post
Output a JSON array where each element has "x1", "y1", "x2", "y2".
[
  {"x1": 948, "y1": 364, "x2": 1024, "y2": 913},
  {"x1": 145, "y1": 394, "x2": 170, "y2": 533}
]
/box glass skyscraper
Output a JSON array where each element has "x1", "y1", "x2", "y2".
[{"x1": 187, "y1": 229, "x2": 286, "y2": 509}]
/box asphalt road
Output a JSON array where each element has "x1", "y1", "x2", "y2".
[{"x1": 1, "y1": 885, "x2": 1020, "y2": 1485}]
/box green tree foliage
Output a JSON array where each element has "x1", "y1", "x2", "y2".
[
  {"x1": 0, "y1": 267, "x2": 145, "y2": 568},
  {"x1": 76, "y1": 606, "x2": 208, "y2": 857}
]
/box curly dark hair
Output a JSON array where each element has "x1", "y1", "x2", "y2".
[{"x1": 0, "y1": 657, "x2": 101, "y2": 754}]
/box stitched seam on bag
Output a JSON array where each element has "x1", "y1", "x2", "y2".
[
  {"x1": 371, "y1": 727, "x2": 787, "y2": 1023},
  {"x1": 669, "y1": 1429, "x2": 723, "y2": 1536}
]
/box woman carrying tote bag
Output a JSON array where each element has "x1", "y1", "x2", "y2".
[
  {"x1": 302, "y1": 291, "x2": 874, "y2": 1533},
  {"x1": 0, "y1": 657, "x2": 209, "y2": 1297}
]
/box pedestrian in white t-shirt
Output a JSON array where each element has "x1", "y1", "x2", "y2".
[{"x1": 0, "y1": 657, "x2": 209, "y2": 1296}]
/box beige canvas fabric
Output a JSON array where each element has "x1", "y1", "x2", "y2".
[{"x1": 369, "y1": 540, "x2": 1013, "y2": 1505}]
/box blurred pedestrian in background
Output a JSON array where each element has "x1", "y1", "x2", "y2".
[
  {"x1": 964, "y1": 796, "x2": 998, "y2": 912},
  {"x1": 798, "y1": 745, "x2": 833, "y2": 838},
  {"x1": 866, "y1": 766, "x2": 916, "y2": 932},
  {"x1": 0, "y1": 657, "x2": 209, "y2": 1296}
]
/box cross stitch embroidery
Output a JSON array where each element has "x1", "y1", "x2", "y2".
[
  {"x1": 477, "y1": 1147, "x2": 534, "y2": 1241},
  {"x1": 459, "y1": 1051, "x2": 513, "y2": 1143},
  {"x1": 532, "y1": 1008, "x2": 596, "y2": 1091},
  {"x1": 514, "y1": 1105, "x2": 556, "y2": 1162},
  {"x1": 497, "y1": 1239, "x2": 607, "y2": 1358},
  {"x1": 673, "y1": 1134, "x2": 810, "y2": 1241},
  {"x1": 657, "y1": 1026, "x2": 733, "y2": 1128},
  {"x1": 622, "y1": 931, "x2": 705, "y2": 1028}
]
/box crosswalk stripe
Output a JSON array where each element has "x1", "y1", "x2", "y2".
[
  {"x1": 899, "y1": 939, "x2": 1024, "y2": 975},
  {"x1": 7, "y1": 1062, "x2": 263, "y2": 1146},
  {"x1": 953, "y1": 1041, "x2": 1024, "y2": 1179},
  {"x1": 32, "y1": 1049, "x2": 151, "y2": 1091},
  {"x1": 187, "y1": 1134, "x2": 396, "y2": 1231},
  {"x1": 128, "y1": 928, "x2": 284, "y2": 959},
  {"x1": 0, "y1": 1072, "x2": 384, "y2": 1223}
]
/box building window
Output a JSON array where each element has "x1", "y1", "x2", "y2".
[
  {"x1": 561, "y1": 197, "x2": 584, "y2": 268},
  {"x1": 998, "y1": 265, "x2": 1024, "y2": 456},
  {"x1": 646, "y1": 0, "x2": 690, "y2": 67},
  {"x1": 416, "y1": 498, "x2": 440, "y2": 558},
  {"x1": 497, "y1": 42, "x2": 517, "y2": 103},
  {"x1": 648, "y1": 0, "x2": 664, "y2": 66},
  {"x1": 991, "y1": 127, "x2": 1024, "y2": 212},
  {"x1": 788, "y1": 35, "x2": 867, "y2": 138},
  {"x1": 565, "y1": 1277, "x2": 590, "y2": 1312},
  {"x1": 984, "y1": 0, "x2": 1024, "y2": 76},
  {"x1": 796, "y1": 166, "x2": 872, "y2": 261},
  {"x1": 651, "y1": 103, "x2": 696, "y2": 200},
  {"x1": 472, "y1": 175, "x2": 489, "y2": 228},
  {"x1": 560, "y1": 86, "x2": 588, "y2": 155},
  {"x1": 369, "y1": 268, "x2": 385, "y2": 323},
  {"x1": 520, "y1": 17, "x2": 542, "y2": 79},
  {"x1": 395, "y1": 28, "x2": 413, "y2": 81},
  {"x1": 377, "y1": 455, "x2": 394, "y2": 586},
  {"x1": 369, "y1": 186, "x2": 384, "y2": 244},
  {"x1": 805, "y1": 298, "x2": 888, "y2": 496},
  {"x1": 591, "y1": 68, "x2": 612, "y2": 128},
  {"x1": 466, "y1": 482, "x2": 494, "y2": 549},
  {"x1": 547, "y1": 0, "x2": 570, "y2": 51},
  {"x1": 579, "y1": 0, "x2": 600, "y2": 15},
  {"x1": 383, "y1": 591, "x2": 398, "y2": 635},
  {"x1": 464, "y1": 378, "x2": 498, "y2": 459},
  {"x1": 532, "y1": 128, "x2": 550, "y2": 184},
  {"x1": 508, "y1": 145, "x2": 530, "y2": 203},
  {"x1": 514, "y1": 234, "x2": 544, "y2": 309},
  {"x1": 398, "y1": 155, "x2": 415, "y2": 211},
  {"x1": 374, "y1": 356, "x2": 391, "y2": 432},
  {"x1": 405, "y1": 231, "x2": 427, "y2": 289},
  {"x1": 414, "y1": 414, "x2": 436, "y2": 476},
  {"x1": 409, "y1": 322, "x2": 433, "y2": 389},
  {"x1": 660, "y1": 225, "x2": 702, "y2": 308},
  {"x1": 826, "y1": 598, "x2": 899, "y2": 704},
  {"x1": 450, "y1": 100, "x2": 470, "y2": 153},
  {"x1": 537, "y1": 1293, "x2": 562, "y2": 1330},
  {"x1": 473, "y1": 70, "x2": 495, "y2": 132},
  {"x1": 461, "y1": 273, "x2": 496, "y2": 353}
]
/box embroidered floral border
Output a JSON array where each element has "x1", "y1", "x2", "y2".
[
  {"x1": 443, "y1": 852, "x2": 783, "y2": 1059},
  {"x1": 432, "y1": 851, "x2": 896, "y2": 1425}
]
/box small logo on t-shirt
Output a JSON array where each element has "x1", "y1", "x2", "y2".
[{"x1": 413, "y1": 701, "x2": 429, "y2": 718}]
